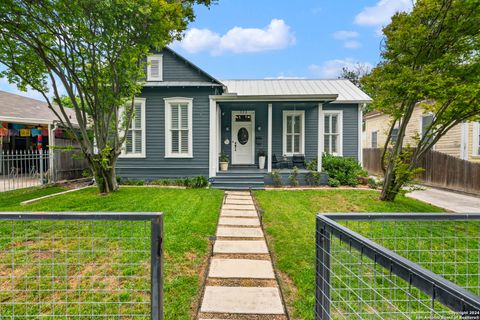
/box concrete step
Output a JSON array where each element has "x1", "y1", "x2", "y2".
[
  {"x1": 216, "y1": 226, "x2": 263, "y2": 238},
  {"x1": 220, "y1": 209, "x2": 257, "y2": 217},
  {"x1": 208, "y1": 258, "x2": 275, "y2": 279},
  {"x1": 218, "y1": 217, "x2": 260, "y2": 226},
  {"x1": 200, "y1": 286, "x2": 284, "y2": 314},
  {"x1": 213, "y1": 240, "x2": 268, "y2": 254}
]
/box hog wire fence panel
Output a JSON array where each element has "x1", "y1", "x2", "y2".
[
  {"x1": 316, "y1": 213, "x2": 480, "y2": 320},
  {"x1": 0, "y1": 212, "x2": 163, "y2": 319}
]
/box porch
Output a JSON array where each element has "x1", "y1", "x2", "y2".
[{"x1": 210, "y1": 165, "x2": 326, "y2": 190}]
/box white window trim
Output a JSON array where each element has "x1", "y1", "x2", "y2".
[
  {"x1": 420, "y1": 112, "x2": 435, "y2": 150},
  {"x1": 282, "y1": 110, "x2": 305, "y2": 156},
  {"x1": 119, "y1": 98, "x2": 146, "y2": 158},
  {"x1": 164, "y1": 97, "x2": 193, "y2": 158},
  {"x1": 147, "y1": 55, "x2": 163, "y2": 81},
  {"x1": 324, "y1": 110, "x2": 343, "y2": 156},
  {"x1": 473, "y1": 122, "x2": 480, "y2": 156}
]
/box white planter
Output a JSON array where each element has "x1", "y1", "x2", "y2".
[
  {"x1": 219, "y1": 162, "x2": 229, "y2": 171},
  {"x1": 259, "y1": 156, "x2": 266, "y2": 169}
]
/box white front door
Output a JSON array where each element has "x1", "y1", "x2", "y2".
[{"x1": 231, "y1": 111, "x2": 255, "y2": 164}]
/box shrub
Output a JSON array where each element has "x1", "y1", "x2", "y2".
[
  {"x1": 288, "y1": 166, "x2": 299, "y2": 186},
  {"x1": 269, "y1": 170, "x2": 282, "y2": 186},
  {"x1": 189, "y1": 176, "x2": 209, "y2": 188},
  {"x1": 368, "y1": 178, "x2": 378, "y2": 189},
  {"x1": 328, "y1": 178, "x2": 340, "y2": 187},
  {"x1": 322, "y1": 154, "x2": 364, "y2": 187},
  {"x1": 306, "y1": 170, "x2": 320, "y2": 186}
]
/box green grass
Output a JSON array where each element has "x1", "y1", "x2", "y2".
[
  {"x1": 0, "y1": 186, "x2": 224, "y2": 320},
  {"x1": 253, "y1": 189, "x2": 450, "y2": 320},
  {"x1": 0, "y1": 185, "x2": 67, "y2": 210}
]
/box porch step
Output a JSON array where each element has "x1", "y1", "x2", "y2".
[{"x1": 211, "y1": 170, "x2": 265, "y2": 190}]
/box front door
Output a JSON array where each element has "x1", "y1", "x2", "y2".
[{"x1": 231, "y1": 111, "x2": 255, "y2": 164}]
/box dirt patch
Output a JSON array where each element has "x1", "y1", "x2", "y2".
[{"x1": 198, "y1": 312, "x2": 288, "y2": 320}]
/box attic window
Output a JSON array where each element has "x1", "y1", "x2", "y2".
[{"x1": 147, "y1": 55, "x2": 163, "y2": 81}]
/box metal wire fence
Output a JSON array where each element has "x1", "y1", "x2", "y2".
[
  {"x1": 316, "y1": 213, "x2": 480, "y2": 320},
  {"x1": 0, "y1": 212, "x2": 163, "y2": 319}
]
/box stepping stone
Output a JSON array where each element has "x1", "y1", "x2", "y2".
[
  {"x1": 225, "y1": 191, "x2": 250, "y2": 196},
  {"x1": 221, "y1": 209, "x2": 257, "y2": 217},
  {"x1": 213, "y1": 240, "x2": 268, "y2": 254},
  {"x1": 216, "y1": 226, "x2": 263, "y2": 238},
  {"x1": 219, "y1": 217, "x2": 260, "y2": 226},
  {"x1": 222, "y1": 204, "x2": 256, "y2": 211},
  {"x1": 225, "y1": 199, "x2": 254, "y2": 205},
  {"x1": 208, "y1": 258, "x2": 275, "y2": 279},
  {"x1": 200, "y1": 286, "x2": 284, "y2": 314}
]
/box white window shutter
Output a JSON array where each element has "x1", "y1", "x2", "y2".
[{"x1": 147, "y1": 55, "x2": 163, "y2": 81}]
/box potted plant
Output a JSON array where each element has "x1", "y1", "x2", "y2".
[
  {"x1": 258, "y1": 150, "x2": 266, "y2": 169},
  {"x1": 219, "y1": 152, "x2": 229, "y2": 171}
]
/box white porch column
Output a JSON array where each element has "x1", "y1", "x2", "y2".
[
  {"x1": 317, "y1": 103, "x2": 323, "y2": 172},
  {"x1": 267, "y1": 103, "x2": 273, "y2": 172},
  {"x1": 209, "y1": 98, "x2": 217, "y2": 178},
  {"x1": 358, "y1": 103, "x2": 364, "y2": 167}
]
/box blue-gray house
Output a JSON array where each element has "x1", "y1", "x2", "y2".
[{"x1": 116, "y1": 48, "x2": 372, "y2": 189}]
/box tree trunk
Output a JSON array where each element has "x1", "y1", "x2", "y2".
[{"x1": 89, "y1": 156, "x2": 119, "y2": 194}]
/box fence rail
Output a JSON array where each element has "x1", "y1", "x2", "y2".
[
  {"x1": 0, "y1": 150, "x2": 50, "y2": 192},
  {"x1": 316, "y1": 213, "x2": 480, "y2": 319},
  {"x1": 0, "y1": 212, "x2": 163, "y2": 319},
  {"x1": 363, "y1": 148, "x2": 480, "y2": 195}
]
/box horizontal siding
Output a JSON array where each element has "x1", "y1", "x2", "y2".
[
  {"x1": 161, "y1": 49, "x2": 214, "y2": 83},
  {"x1": 116, "y1": 87, "x2": 217, "y2": 179}
]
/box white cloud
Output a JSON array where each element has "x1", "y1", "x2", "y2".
[
  {"x1": 309, "y1": 59, "x2": 373, "y2": 79},
  {"x1": 354, "y1": 0, "x2": 413, "y2": 26},
  {"x1": 332, "y1": 30, "x2": 361, "y2": 49},
  {"x1": 333, "y1": 30, "x2": 359, "y2": 40},
  {"x1": 180, "y1": 28, "x2": 220, "y2": 54},
  {"x1": 177, "y1": 19, "x2": 296, "y2": 55},
  {"x1": 344, "y1": 41, "x2": 361, "y2": 49}
]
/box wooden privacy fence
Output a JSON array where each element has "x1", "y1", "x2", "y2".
[
  {"x1": 363, "y1": 148, "x2": 480, "y2": 195},
  {"x1": 52, "y1": 137, "x2": 89, "y2": 181}
]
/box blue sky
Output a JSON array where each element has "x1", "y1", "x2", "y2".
[{"x1": 0, "y1": 0, "x2": 413, "y2": 100}]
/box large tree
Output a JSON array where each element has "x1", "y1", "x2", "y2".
[
  {"x1": 0, "y1": 0, "x2": 211, "y2": 193},
  {"x1": 362, "y1": 0, "x2": 480, "y2": 201}
]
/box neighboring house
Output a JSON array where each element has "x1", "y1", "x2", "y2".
[
  {"x1": 116, "y1": 48, "x2": 372, "y2": 188},
  {"x1": 363, "y1": 106, "x2": 480, "y2": 162},
  {"x1": 0, "y1": 90, "x2": 86, "y2": 181}
]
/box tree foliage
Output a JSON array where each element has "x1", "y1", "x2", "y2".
[
  {"x1": 362, "y1": 0, "x2": 480, "y2": 201},
  {"x1": 0, "y1": 0, "x2": 211, "y2": 193}
]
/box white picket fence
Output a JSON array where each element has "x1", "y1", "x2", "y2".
[{"x1": 0, "y1": 150, "x2": 51, "y2": 192}]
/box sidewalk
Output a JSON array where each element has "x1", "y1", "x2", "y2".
[
  {"x1": 198, "y1": 191, "x2": 287, "y2": 320},
  {"x1": 407, "y1": 187, "x2": 480, "y2": 212}
]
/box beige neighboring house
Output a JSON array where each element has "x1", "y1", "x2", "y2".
[{"x1": 363, "y1": 105, "x2": 480, "y2": 162}]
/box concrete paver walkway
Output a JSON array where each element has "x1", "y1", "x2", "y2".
[
  {"x1": 407, "y1": 187, "x2": 480, "y2": 212},
  {"x1": 198, "y1": 191, "x2": 287, "y2": 320}
]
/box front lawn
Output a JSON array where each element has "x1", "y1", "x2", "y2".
[
  {"x1": 0, "y1": 186, "x2": 223, "y2": 320},
  {"x1": 253, "y1": 189, "x2": 444, "y2": 320}
]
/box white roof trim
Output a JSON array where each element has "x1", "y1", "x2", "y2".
[{"x1": 209, "y1": 94, "x2": 338, "y2": 102}]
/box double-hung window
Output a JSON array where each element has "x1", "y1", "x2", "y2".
[
  {"x1": 283, "y1": 111, "x2": 305, "y2": 155},
  {"x1": 121, "y1": 98, "x2": 146, "y2": 158},
  {"x1": 371, "y1": 131, "x2": 378, "y2": 148},
  {"x1": 324, "y1": 111, "x2": 343, "y2": 155},
  {"x1": 164, "y1": 98, "x2": 193, "y2": 158}
]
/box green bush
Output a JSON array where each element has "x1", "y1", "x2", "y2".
[
  {"x1": 121, "y1": 176, "x2": 208, "y2": 188},
  {"x1": 288, "y1": 166, "x2": 299, "y2": 186},
  {"x1": 368, "y1": 178, "x2": 378, "y2": 189},
  {"x1": 269, "y1": 170, "x2": 282, "y2": 186},
  {"x1": 322, "y1": 154, "x2": 364, "y2": 187},
  {"x1": 328, "y1": 178, "x2": 340, "y2": 187},
  {"x1": 305, "y1": 170, "x2": 320, "y2": 186}
]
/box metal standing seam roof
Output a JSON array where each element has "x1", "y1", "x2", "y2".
[
  {"x1": 221, "y1": 79, "x2": 372, "y2": 103},
  {"x1": 0, "y1": 90, "x2": 78, "y2": 125}
]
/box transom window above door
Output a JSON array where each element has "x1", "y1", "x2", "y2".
[
  {"x1": 283, "y1": 111, "x2": 305, "y2": 156},
  {"x1": 324, "y1": 111, "x2": 343, "y2": 156},
  {"x1": 164, "y1": 98, "x2": 193, "y2": 158}
]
